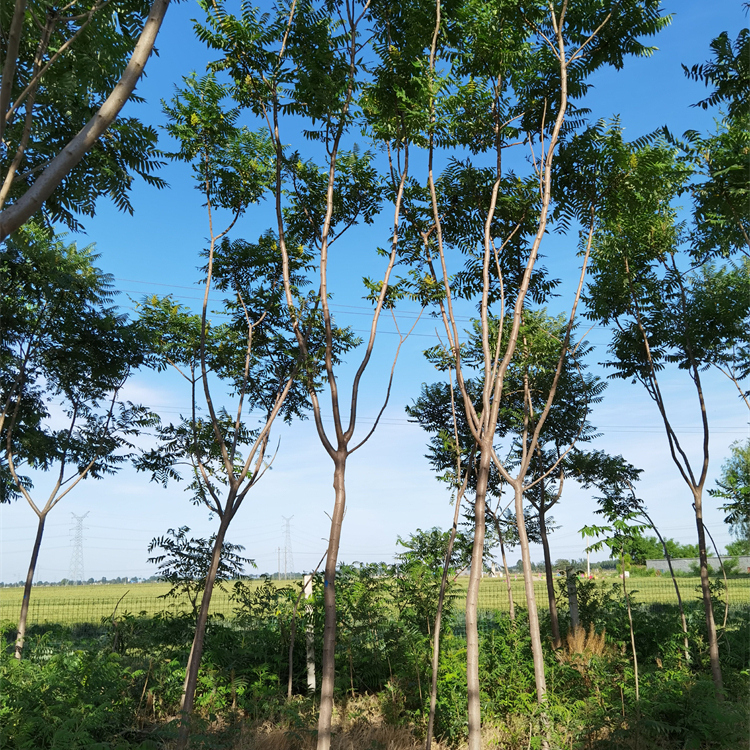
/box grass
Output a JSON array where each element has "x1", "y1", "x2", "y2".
[
  {"x1": 457, "y1": 573, "x2": 750, "y2": 610},
  {"x1": 1, "y1": 574, "x2": 747, "y2": 626},
  {"x1": 0, "y1": 579, "x2": 286, "y2": 624}
]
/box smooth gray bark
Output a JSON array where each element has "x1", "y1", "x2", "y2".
[{"x1": 0, "y1": 0, "x2": 171, "y2": 240}]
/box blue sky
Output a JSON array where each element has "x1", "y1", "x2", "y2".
[{"x1": 1, "y1": 0, "x2": 748, "y2": 583}]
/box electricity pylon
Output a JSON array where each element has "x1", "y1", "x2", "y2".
[
  {"x1": 282, "y1": 515, "x2": 294, "y2": 580},
  {"x1": 68, "y1": 512, "x2": 89, "y2": 585}
]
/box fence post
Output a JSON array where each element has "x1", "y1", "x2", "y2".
[
  {"x1": 566, "y1": 566, "x2": 580, "y2": 633},
  {"x1": 303, "y1": 574, "x2": 315, "y2": 693}
]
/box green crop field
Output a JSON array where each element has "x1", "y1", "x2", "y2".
[
  {"x1": 1, "y1": 575, "x2": 747, "y2": 627},
  {"x1": 0, "y1": 579, "x2": 288, "y2": 625},
  {"x1": 462, "y1": 574, "x2": 750, "y2": 611}
]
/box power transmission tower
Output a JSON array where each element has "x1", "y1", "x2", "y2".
[
  {"x1": 282, "y1": 516, "x2": 294, "y2": 580},
  {"x1": 68, "y1": 512, "x2": 89, "y2": 585}
]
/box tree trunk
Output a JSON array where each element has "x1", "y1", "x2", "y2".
[
  {"x1": 15, "y1": 512, "x2": 46, "y2": 659},
  {"x1": 316, "y1": 456, "x2": 347, "y2": 750},
  {"x1": 514, "y1": 485, "x2": 546, "y2": 701},
  {"x1": 538, "y1": 506, "x2": 561, "y2": 648},
  {"x1": 466, "y1": 449, "x2": 489, "y2": 750},
  {"x1": 177, "y1": 515, "x2": 230, "y2": 750},
  {"x1": 498, "y1": 534, "x2": 515, "y2": 621},
  {"x1": 305, "y1": 575, "x2": 316, "y2": 694},
  {"x1": 0, "y1": 0, "x2": 171, "y2": 240},
  {"x1": 694, "y1": 491, "x2": 723, "y2": 696},
  {"x1": 621, "y1": 546, "x2": 639, "y2": 702}
]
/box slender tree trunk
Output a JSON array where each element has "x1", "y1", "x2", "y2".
[
  {"x1": 513, "y1": 485, "x2": 546, "y2": 701},
  {"x1": 466, "y1": 449, "x2": 489, "y2": 750},
  {"x1": 694, "y1": 490, "x2": 723, "y2": 695},
  {"x1": 177, "y1": 515, "x2": 230, "y2": 750},
  {"x1": 15, "y1": 512, "x2": 46, "y2": 659},
  {"x1": 316, "y1": 456, "x2": 347, "y2": 750},
  {"x1": 498, "y1": 534, "x2": 515, "y2": 621},
  {"x1": 621, "y1": 546, "x2": 639, "y2": 702},
  {"x1": 538, "y1": 506, "x2": 561, "y2": 648}
]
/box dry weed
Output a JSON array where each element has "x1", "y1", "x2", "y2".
[
  {"x1": 231, "y1": 694, "x2": 452, "y2": 750},
  {"x1": 234, "y1": 722, "x2": 449, "y2": 750},
  {"x1": 560, "y1": 624, "x2": 606, "y2": 661}
]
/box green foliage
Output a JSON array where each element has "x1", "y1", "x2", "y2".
[
  {"x1": 1, "y1": 224, "x2": 155, "y2": 502},
  {"x1": 147, "y1": 527, "x2": 254, "y2": 617},
  {"x1": 1, "y1": 571, "x2": 748, "y2": 749},
  {"x1": 0, "y1": 0, "x2": 166, "y2": 230},
  {"x1": 0, "y1": 643, "x2": 141, "y2": 748},
  {"x1": 163, "y1": 73, "x2": 275, "y2": 212},
  {"x1": 396, "y1": 526, "x2": 472, "y2": 575},
  {"x1": 622, "y1": 532, "x2": 701, "y2": 565},
  {"x1": 726, "y1": 538, "x2": 750, "y2": 557},
  {"x1": 711, "y1": 438, "x2": 750, "y2": 544}
]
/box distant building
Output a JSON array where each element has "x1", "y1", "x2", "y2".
[{"x1": 646, "y1": 556, "x2": 750, "y2": 574}]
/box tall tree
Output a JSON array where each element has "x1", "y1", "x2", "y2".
[
  {"x1": 183, "y1": 3, "x2": 667, "y2": 747},
  {"x1": 583, "y1": 121, "x2": 750, "y2": 694},
  {"x1": 503, "y1": 312, "x2": 605, "y2": 648},
  {"x1": 0, "y1": 0, "x2": 170, "y2": 239},
  {"x1": 191, "y1": 5, "x2": 421, "y2": 748},
  {"x1": 0, "y1": 223, "x2": 153, "y2": 659},
  {"x1": 393, "y1": 7, "x2": 668, "y2": 745},
  {"x1": 135, "y1": 71, "x2": 342, "y2": 749},
  {"x1": 410, "y1": 311, "x2": 605, "y2": 649}
]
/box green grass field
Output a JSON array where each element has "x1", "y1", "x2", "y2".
[{"x1": 1, "y1": 575, "x2": 747, "y2": 626}]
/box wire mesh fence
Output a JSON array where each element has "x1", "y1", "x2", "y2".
[{"x1": 1, "y1": 575, "x2": 747, "y2": 627}]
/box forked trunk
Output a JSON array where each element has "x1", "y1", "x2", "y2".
[
  {"x1": 316, "y1": 456, "x2": 347, "y2": 750},
  {"x1": 466, "y1": 450, "x2": 489, "y2": 750},
  {"x1": 538, "y1": 506, "x2": 560, "y2": 647},
  {"x1": 513, "y1": 485, "x2": 546, "y2": 701},
  {"x1": 177, "y1": 515, "x2": 230, "y2": 750},
  {"x1": 15, "y1": 513, "x2": 46, "y2": 659},
  {"x1": 693, "y1": 490, "x2": 723, "y2": 696}
]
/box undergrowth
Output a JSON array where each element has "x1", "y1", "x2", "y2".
[{"x1": 1, "y1": 568, "x2": 747, "y2": 749}]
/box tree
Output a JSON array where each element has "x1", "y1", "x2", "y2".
[
  {"x1": 147, "y1": 526, "x2": 254, "y2": 617},
  {"x1": 621, "y1": 533, "x2": 700, "y2": 564},
  {"x1": 190, "y1": 6, "x2": 423, "y2": 749},
  {"x1": 0, "y1": 224, "x2": 153, "y2": 658},
  {"x1": 183, "y1": 3, "x2": 667, "y2": 747},
  {"x1": 411, "y1": 311, "x2": 606, "y2": 649},
  {"x1": 502, "y1": 312, "x2": 605, "y2": 648},
  {"x1": 582, "y1": 119, "x2": 750, "y2": 695},
  {"x1": 392, "y1": 7, "x2": 668, "y2": 744},
  {"x1": 710, "y1": 439, "x2": 750, "y2": 549},
  {"x1": 0, "y1": 0, "x2": 171, "y2": 240},
  {"x1": 679, "y1": 22, "x2": 749, "y2": 258},
  {"x1": 135, "y1": 70, "x2": 334, "y2": 749},
  {"x1": 396, "y1": 526, "x2": 472, "y2": 574}
]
